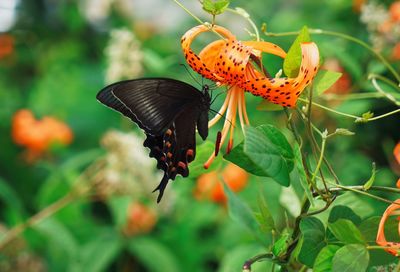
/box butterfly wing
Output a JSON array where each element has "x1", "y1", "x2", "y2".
[
  {"x1": 152, "y1": 104, "x2": 200, "y2": 202},
  {"x1": 96, "y1": 78, "x2": 203, "y2": 136},
  {"x1": 97, "y1": 78, "x2": 210, "y2": 202}
]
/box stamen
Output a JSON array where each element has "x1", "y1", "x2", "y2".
[
  {"x1": 208, "y1": 89, "x2": 231, "y2": 127},
  {"x1": 204, "y1": 87, "x2": 237, "y2": 169},
  {"x1": 241, "y1": 90, "x2": 250, "y2": 125},
  {"x1": 237, "y1": 87, "x2": 246, "y2": 134},
  {"x1": 215, "y1": 131, "x2": 222, "y2": 156}
]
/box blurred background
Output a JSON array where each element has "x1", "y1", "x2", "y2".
[{"x1": 0, "y1": 0, "x2": 399, "y2": 271}]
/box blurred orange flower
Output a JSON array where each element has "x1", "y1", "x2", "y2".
[
  {"x1": 390, "y1": 1, "x2": 400, "y2": 22},
  {"x1": 392, "y1": 43, "x2": 400, "y2": 61},
  {"x1": 124, "y1": 202, "x2": 157, "y2": 236},
  {"x1": 352, "y1": 0, "x2": 366, "y2": 12},
  {"x1": 194, "y1": 163, "x2": 249, "y2": 204},
  {"x1": 0, "y1": 34, "x2": 14, "y2": 59},
  {"x1": 395, "y1": 142, "x2": 400, "y2": 164},
  {"x1": 322, "y1": 58, "x2": 352, "y2": 95},
  {"x1": 12, "y1": 109, "x2": 73, "y2": 160}
]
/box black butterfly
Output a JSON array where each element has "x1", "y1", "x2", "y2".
[{"x1": 97, "y1": 78, "x2": 211, "y2": 202}]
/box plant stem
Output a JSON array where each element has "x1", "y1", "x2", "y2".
[
  {"x1": 329, "y1": 185, "x2": 400, "y2": 195},
  {"x1": 280, "y1": 196, "x2": 311, "y2": 264},
  {"x1": 0, "y1": 158, "x2": 104, "y2": 250},
  {"x1": 172, "y1": 0, "x2": 204, "y2": 25},
  {"x1": 322, "y1": 92, "x2": 400, "y2": 101},
  {"x1": 325, "y1": 182, "x2": 398, "y2": 205},
  {"x1": 0, "y1": 187, "x2": 88, "y2": 250},
  {"x1": 298, "y1": 98, "x2": 359, "y2": 119},
  {"x1": 310, "y1": 137, "x2": 327, "y2": 186},
  {"x1": 368, "y1": 109, "x2": 400, "y2": 121},
  {"x1": 242, "y1": 253, "x2": 275, "y2": 271},
  {"x1": 226, "y1": 7, "x2": 260, "y2": 41},
  {"x1": 369, "y1": 74, "x2": 400, "y2": 92},
  {"x1": 304, "y1": 88, "x2": 329, "y2": 194},
  {"x1": 298, "y1": 97, "x2": 400, "y2": 121},
  {"x1": 370, "y1": 76, "x2": 400, "y2": 106}
]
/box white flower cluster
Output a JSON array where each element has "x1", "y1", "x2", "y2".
[
  {"x1": 360, "y1": 2, "x2": 389, "y2": 30},
  {"x1": 360, "y1": 2, "x2": 400, "y2": 50},
  {"x1": 93, "y1": 130, "x2": 176, "y2": 213},
  {"x1": 104, "y1": 28, "x2": 144, "y2": 83},
  {"x1": 96, "y1": 130, "x2": 159, "y2": 197}
]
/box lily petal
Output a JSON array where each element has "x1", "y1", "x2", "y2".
[
  {"x1": 181, "y1": 25, "x2": 236, "y2": 82},
  {"x1": 242, "y1": 41, "x2": 287, "y2": 59},
  {"x1": 376, "y1": 199, "x2": 400, "y2": 256},
  {"x1": 239, "y1": 42, "x2": 320, "y2": 107}
]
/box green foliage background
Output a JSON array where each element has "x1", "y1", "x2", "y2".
[{"x1": 0, "y1": 0, "x2": 399, "y2": 271}]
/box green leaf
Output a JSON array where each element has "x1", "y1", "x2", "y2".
[
  {"x1": 359, "y1": 216, "x2": 398, "y2": 243},
  {"x1": 225, "y1": 125, "x2": 293, "y2": 186},
  {"x1": 333, "y1": 128, "x2": 355, "y2": 136},
  {"x1": 107, "y1": 195, "x2": 132, "y2": 227},
  {"x1": 283, "y1": 26, "x2": 311, "y2": 78},
  {"x1": 328, "y1": 219, "x2": 365, "y2": 244},
  {"x1": 363, "y1": 162, "x2": 376, "y2": 190},
  {"x1": 256, "y1": 100, "x2": 284, "y2": 111},
  {"x1": 33, "y1": 217, "x2": 79, "y2": 263},
  {"x1": 256, "y1": 125, "x2": 294, "y2": 171},
  {"x1": 224, "y1": 183, "x2": 259, "y2": 234},
  {"x1": 79, "y1": 230, "x2": 123, "y2": 272},
  {"x1": 190, "y1": 141, "x2": 222, "y2": 177},
  {"x1": 332, "y1": 244, "x2": 369, "y2": 272},
  {"x1": 244, "y1": 126, "x2": 290, "y2": 185},
  {"x1": 0, "y1": 177, "x2": 25, "y2": 224},
  {"x1": 298, "y1": 217, "x2": 327, "y2": 267},
  {"x1": 328, "y1": 205, "x2": 361, "y2": 225},
  {"x1": 128, "y1": 237, "x2": 180, "y2": 272},
  {"x1": 256, "y1": 192, "x2": 275, "y2": 235},
  {"x1": 313, "y1": 245, "x2": 341, "y2": 272},
  {"x1": 272, "y1": 228, "x2": 292, "y2": 257},
  {"x1": 314, "y1": 70, "x2": 343, "y2": 96},
  {"x1": 214, "y1": 0, "x2": 229, "y2": 13},
  {"x1": 293, "y1": 143, "x2": 314, "y2": 206},
  {"x1": 202, "y1": 0, "x2": 230, "y2": 15},
  {"x1": 355, "y1": 111, "x2": 374, "y2": 123}
]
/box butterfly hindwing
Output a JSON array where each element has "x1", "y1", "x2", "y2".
[{"x1": 151, "y1": 104, "x2": 201, "y2": 202}]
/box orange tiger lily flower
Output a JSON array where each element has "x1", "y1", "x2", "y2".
[
  {"x1": 182, "y1": 25, "x2": 254, "y2": 167},
  {"x1": 181, "y1": 25, "x2": 319, "y2": 167},
  {"x1": 181, "y1": 24, "x2": 320, "y2": 107}
]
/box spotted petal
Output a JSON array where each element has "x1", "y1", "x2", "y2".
[{"x1": 239, "y1": 42, "x2": 320, "y2": 107}]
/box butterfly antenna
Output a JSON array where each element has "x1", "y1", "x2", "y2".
[
  {"x1": 210, "y1": 85, "x2": 232, "y2": 105},
  {"x1": 209, "y1": 108, "x2": 233, "y2": 126},
  {"x1": 179, "y1": 64, "x2": 202, "y2": 87},
  {"x1": 211, "y1": 91, "x2": 226, "y2": 105}
]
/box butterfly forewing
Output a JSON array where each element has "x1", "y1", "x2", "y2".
[{"x1": 97, "y1": 78, "x2": 203, "y2": 136}]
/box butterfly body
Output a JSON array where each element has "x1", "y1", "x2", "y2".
[{"x1": 96, "y1": 78, "x2": 210, "y2": 202}]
